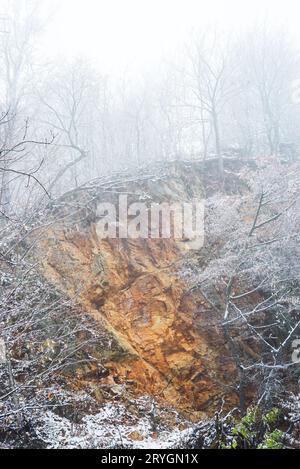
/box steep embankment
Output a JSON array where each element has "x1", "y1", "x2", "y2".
[{"x1": 35, "y1": 160, "x2": 247, "y2": 416}]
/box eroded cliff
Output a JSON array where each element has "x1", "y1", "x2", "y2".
[{"x1": 35, "y1": 161, "x2": 243, "y2": 416}]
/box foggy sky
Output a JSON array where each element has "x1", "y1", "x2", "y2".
[{"x1": 37, "y1": 0, "x2": 300, "y2": 77}]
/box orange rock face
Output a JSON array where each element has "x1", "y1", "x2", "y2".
[
  {"x1": 37, "y1": 163, "x2": 240, "y2": 416},
  {"x1": 38, "y1": 226, "x2": 237, "y2": 416}
]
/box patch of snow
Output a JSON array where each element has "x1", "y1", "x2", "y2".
[{"x1": 35, "y1": 399, "x2": 197, "y2": 449}]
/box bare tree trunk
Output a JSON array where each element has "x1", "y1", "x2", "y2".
[
  {"x1": 212, "y1": 108, "x2": 224, "y2": 177},
  {"x1": 200, "y1": 108, "x2": 209, "y2": 160}
]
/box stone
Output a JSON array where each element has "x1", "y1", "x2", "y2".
[{"x1": 127, "y1": 431, "x2": 145, "y2": 442}]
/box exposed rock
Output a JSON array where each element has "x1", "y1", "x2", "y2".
[
  {"x1": 127, "y1": 431, "x2": 145, "y2": 442},
  {"x1": 34, "y1": 161, "x2": 242, "y2": 416}
]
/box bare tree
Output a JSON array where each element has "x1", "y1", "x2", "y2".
[
  {"x1": 238, "y1": 26, "x2": 299, "y2": 156},
  {"x1": 192, "y1": 160, "x2": 300, "y2": 413},
  {"x1": 182, "y1": 31, "x2": 235, "y2": 175},
  {"x1": 37, "y1": 61, "x2": 104, "y2": 194},
  {"x1": 0, "y1": 0, "x2": 42, "y2": 215}
]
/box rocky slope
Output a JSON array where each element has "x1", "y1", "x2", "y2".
[{"x1": 34, "y1": 160, "x2": 246, "y2": 417}]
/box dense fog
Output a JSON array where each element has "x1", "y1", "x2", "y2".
[{"x1": 1, "y1": 0, "x2": 300, "y2": 218}]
